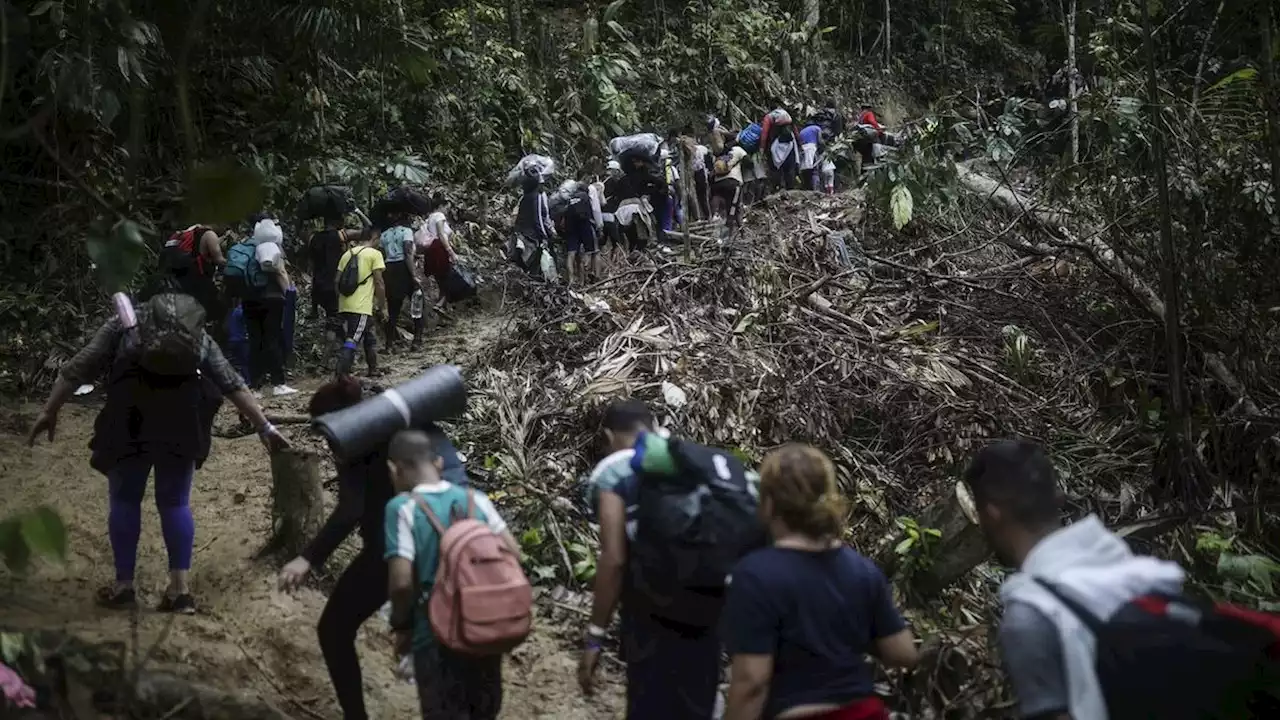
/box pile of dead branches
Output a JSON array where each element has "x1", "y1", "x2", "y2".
[{"x1": 448, "y1": 181, "x2": 1248, "y2": 713}]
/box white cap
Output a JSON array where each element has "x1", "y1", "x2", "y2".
[
  {"x1": 253, "y1": 218, "x2": 283, "y2": 244},
  {"x1": 607, "y1": 159, "x2": 621, "y2": 171}
]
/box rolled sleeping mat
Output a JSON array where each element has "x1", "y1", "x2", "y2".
[{"x1": 312, "y1": 365, "x2": 468, "y2": 462}]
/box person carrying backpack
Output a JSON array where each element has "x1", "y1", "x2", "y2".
[
  {"x1": 226, "y1": 218, "x2": 296, "y2": 397},
  {"x1": 562, "y1": 179, "x2": 602, "y2": 286},
  {"x1": 334, "y1": 228, "x2": 387, "y2": 377},
  {"x1": 277, "y1": 382, "x2": 469, "y2": 720},
  {"x1": 721, "y1": 445, "x2": 918, "y2": 720},
  {"x1": 379, "y1": 218, "x2": 424, "y2": 354},
  {"x1": 27, "y1": 293, "x2": 287, "y2": 614},
  {"x1": 309, "y1": 217, "x2": 357, "y2": 319},
  {"x1": 383, "y1": 429, "x2": 529, "y2": 720},
  {"x1": 158, "y1": 224, "x2": 227, "y2": 345},
  {"x1": 711, "y1": 140, "x2": 749, "y2": 229},
  {"x1": 579, "y1": 399, "x2": 765, "y2": 719},
  {"x1": 965, "y1": 440, "x2": 1280, "y2": 720}
]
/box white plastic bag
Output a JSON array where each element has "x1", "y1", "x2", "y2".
[
  {"x1": 506, "y1": 154, "x2": 557, "y2": 186},
  {"x1": 539, "y1": 247, "x2": 559, "y2": 282},
  {"x1": 608, "y1": 133, "x2": 662, "y2": 159}
]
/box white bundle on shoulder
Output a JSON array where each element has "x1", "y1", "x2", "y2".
[
  {"x1": 506, "y1": 154, "x2": 557, "y2": 186},
  {"x1": 253, "y1": 219, "x2": 284, "y2": 272}
]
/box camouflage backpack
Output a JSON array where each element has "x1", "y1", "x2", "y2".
[{"x1": 136, "y1": 294, "x2": 207, "y2": 376}]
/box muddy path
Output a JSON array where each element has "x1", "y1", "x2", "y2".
[{"x1": 0, "y1": 294, "x2": 626, "y2": 719}]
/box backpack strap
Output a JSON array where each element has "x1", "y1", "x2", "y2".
[
  {"x1": 411, "y1": 493, "x2": 448, "y2": 536},
  {"x1": 1032, "y1": 577, "x2": 1104, "y2": 633}
]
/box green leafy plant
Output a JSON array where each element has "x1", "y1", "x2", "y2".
[
  {"x1": 893, "y1": 516, "x2": 943, "y2": 578},
  {"x1": 0, "y1": 506, "x2": 67, "y2": 574}
]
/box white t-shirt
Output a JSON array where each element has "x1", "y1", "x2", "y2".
[{"x1": 417, "y1": 211, "x2": 451, "y2": 248}]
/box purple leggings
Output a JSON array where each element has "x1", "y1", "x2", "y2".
[{"x1": 107, "y1": 455, "x2": 196, "y2": 583}]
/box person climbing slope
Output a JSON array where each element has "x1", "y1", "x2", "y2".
[
  {"x1": 308, "y1": 216, "x2": 356, "y2": 320},
  {"x1": 383, "y1": 429, "x2": 526, "y2": 720},
  {"x1": 226, "y1": 218, "x2": 296, "y2": 397},
  {"x1": 158, "y1": 224, "x2": 227, "y2": 345},
  {"x1": 798, "y1": 123, "x2": 824, "y2": 191},
  {"x1": 710, "y1": 139, "x2": 749, "y2": 229},
  {"x1": 277, "y1": 380, "x2": 468, "y2": 720},
  {"x1": 379, "y1": 217, "x2": 423, "y2": 354},
  {"x1": 580, "y1": 399, "x2": 765, "y2": 719},
  {"x1": 416, "y1": 195, "x2": 463, "y2": 324},
  {"x1": 334, "y1": 228, "x2": 387, "y2": 377},
  {"x1": 513, "y1": 174, "x2": 556, "y2": 277},
  {"x1": 28, "y1": 293, "x2": 287, "y2": 614},
  {"x1": 721, "y1": 445, "x2": 918, "y2": 720},
  {"x1": 762, "y1": 107, "x2": 800, "y2": 190}
]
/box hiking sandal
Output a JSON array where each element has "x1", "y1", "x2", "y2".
[{"x1": 95, "y1": 585, "x2": 137, "y2": 610}]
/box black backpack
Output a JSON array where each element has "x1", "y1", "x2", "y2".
[
  {"x1": 337, "y1": 248, "x2": 371, "y2": 297},
  {"x1": 1036, "y1": 579, "x2": 1280, "y2": 719},
  {"x1": 566, "y1": 187, "x2": 594, "y2": 223},
  {"x1": 626, "y1": 435, "x2": 766, "y2": 628}
]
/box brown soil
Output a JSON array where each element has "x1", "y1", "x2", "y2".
[{"x1": 0, "y1": 301, "x2": 625, "y2": 719}]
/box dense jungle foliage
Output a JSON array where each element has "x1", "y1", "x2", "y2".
[{"x1": 1, "y1": 0, "x2": 1278, "y2": 589}]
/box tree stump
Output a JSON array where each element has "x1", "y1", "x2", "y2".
[
  {"x1": 881, "y1": 481, "x2": 991, "y2": 598},
  {"x1": 265, "y1": 449, "x2": 324, "y2": 559}
]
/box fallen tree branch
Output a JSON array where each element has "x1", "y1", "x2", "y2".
[{"x1": 956, "y1": 163, "x2": 1276, "y2": 446}]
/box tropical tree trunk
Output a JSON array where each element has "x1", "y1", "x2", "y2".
[
  {"x1": 804, "y1": 0, "x2": 820, "y2": 87},
  {"x1": 1065, "y1": 0, "x2": 1079, "y2": 165},
  {"x1": 883, "y1": 0, "x2": 891, "y2": 68}
]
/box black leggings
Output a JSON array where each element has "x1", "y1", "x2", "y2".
[
  {"x1": 317, "y1": 548, "x2": 387, "y2": 720},
  {"x1": 384, "y1": 261, "x2": 414, "y2": 346}
]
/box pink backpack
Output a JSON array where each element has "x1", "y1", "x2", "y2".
[{"x1": 413, "y1": 491, "x2": 533, "y2": 655}]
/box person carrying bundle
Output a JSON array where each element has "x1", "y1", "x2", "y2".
[
  {"x1": 507, "y1": 155, "x2": 557, "y2": 279},
  {"x1": 735, "y1": 121, "x2": 764, "y2": 204},
  {"x1": 610, "y1": 133, "x2": 664, "y2": 256},
  {"x1": 710, "y1": 138, "x2": 749, "y2": 229},
  {"x1": 762, "y1": 107, "x2": 799, "y2": 190}
]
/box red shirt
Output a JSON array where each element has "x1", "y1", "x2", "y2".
[{"x1": 858, "y1": 110, "x2": 882, "y2": 132}]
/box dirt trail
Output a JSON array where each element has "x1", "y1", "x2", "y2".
[{"x1": 0, "y1": 298, "x2": 625, "y2": 719}]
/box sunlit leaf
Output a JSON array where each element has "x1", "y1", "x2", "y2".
[
  {"x1": 19, "y1": 507, "x2": 66, "y2": 562},
  {"x1": 185, "y1": 160, "x2": 266, "y2": 225},
  {"x1": 86, "y1": 219, "x2": 145, "y2": 293},
  {"x1": 30, "y1": 1, "x2": 55, "y2": 16},
  {"x1": 0, "y1": 633, "x2": 24, "y2": 664}
]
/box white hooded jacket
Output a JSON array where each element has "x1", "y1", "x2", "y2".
[{"x1": 1001, "y1": 514, "x2": 1185, "y2": 719}]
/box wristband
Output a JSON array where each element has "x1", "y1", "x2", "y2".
[
  {"x1": 257, "y1": 421, "x2": 276, "y2": 437},
  {"x1": 584, "y1": 636, "x2": 603, "y2": 652},
  {"x1": 585, "y1": 624, "x2": 608, "y2": 639}
]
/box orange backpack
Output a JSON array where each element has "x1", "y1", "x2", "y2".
[{"x1": 413, "y1": 491, "x2": 533, "y2": 655}]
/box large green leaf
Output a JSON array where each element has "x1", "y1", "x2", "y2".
[
  {"x1": 86, "y1": 219, "x2": 145, "y2": 293},
  {"x1": 184, "y1": 160, "x2": 266, "y2": 225},
  {"x1": 19, "y1": 506, "x2": 67, "y2": 562}
]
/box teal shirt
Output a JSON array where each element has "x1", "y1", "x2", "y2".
[
  {"x1": 381, "y1": 225, "x2": 413, "y2": 263},
  {"x1": 384, "y1": 482, "x2": 509, "y2": 651}
]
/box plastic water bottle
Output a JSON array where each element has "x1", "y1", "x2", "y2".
[{"x1": 409, "y1": 289, "x2": 424, "y2": 320}]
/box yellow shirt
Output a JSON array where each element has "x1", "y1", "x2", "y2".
[{"x1": 336, "y1": 246, "x2": 386, "y2": 316}]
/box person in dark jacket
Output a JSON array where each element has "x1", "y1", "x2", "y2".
[
  {"x1": 277, "y1": 378, "x2": 469, "y2": 720},
  {"x1": 27, "y1": 293, "x2": 287, "y2": 614},
  {"x1": 309, "y1": 216, "x2": 354, "y2": 319}
]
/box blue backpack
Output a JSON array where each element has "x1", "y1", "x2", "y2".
[
  {"x1": 737, "y1": 123, "x2": 763, "y2": 154},
  {"x1": 224, "y1": 239, "x2": 266, "y2": 295}
]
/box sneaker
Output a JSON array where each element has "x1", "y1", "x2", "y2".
[
  {"x1": 95, "y1": 585, "x2": 137, "y2": 610},
  {"x1": 272, "y1": 384, "x2": 298, "y2": 397},
  {"x1": 157, "y1": 593, "x2": 197, "y2": 615}
]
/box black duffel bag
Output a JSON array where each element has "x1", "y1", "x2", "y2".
[{"x1": 297, "y1": 185, "x2": 356, "y2": 221}]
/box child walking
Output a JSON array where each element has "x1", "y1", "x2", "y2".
[{"x1": 383, "y1": 430, "x2": 528, "y2": 720}]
